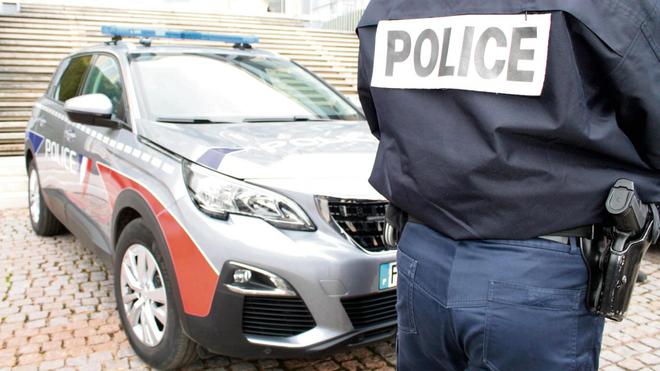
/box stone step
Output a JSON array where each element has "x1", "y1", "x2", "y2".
[
  {"x1": 0, "y1": 2, "x2": 359, "y2": 156},
  {"x1": 0, "y1": 157, "x2": 27, "y2": 209},
  {"x1": 2, "y1": 176, "x2": 27, "y2": 193},
  {"x1": 0, "y1": 156, "x2": 25, "y2": 175},
  {"x1": 0, "y1": 191, "x2": 27, "y2": 210}
]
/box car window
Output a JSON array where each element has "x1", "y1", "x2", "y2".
[
  {"x1": 130, "y1": 53, "x2": 362, "y2": 122},
  {"x1": 81, "y1": 55, "x2": 126, "y2": 121},
  {"x1": 55, "y1": 55, "x2": 92, "y2": 102},
  {"x1": 46, "y1": 60, "x2": 69, "y2": 99}
]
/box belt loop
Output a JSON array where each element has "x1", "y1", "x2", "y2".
[{"x1": 569, "y1": 237, "x2": 578, "y2": 254}]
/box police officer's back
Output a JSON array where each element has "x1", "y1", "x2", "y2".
[
  {"x1": 357, "y1": 0, "x2": 659, "y2": 369},
  {"x1": 358, "y1": 0, "x2": 660, "y2": 239}
]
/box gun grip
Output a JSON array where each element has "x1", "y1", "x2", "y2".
[{"x1": 606, "y1": 179, "x2": 648, "y2": 234}]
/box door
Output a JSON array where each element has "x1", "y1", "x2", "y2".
[
  {"x1": 32, "y1": 55, "x2": 92, "y2": 217},
  {"x1": 66, "y1": 53, "x2": 130, "y2": 250}
]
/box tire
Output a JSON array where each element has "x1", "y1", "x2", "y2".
[
  {"x1": 27, "y1": 160, "x2": 65, "y2": 236},
  {"x1": 114, "y1": 218, "x2": 198, "y2": 370}
]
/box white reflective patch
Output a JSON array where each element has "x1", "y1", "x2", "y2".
[
  {"x1": 79, "y1": 156, "x2": 88, "y2": 184},
  {"x1": 109, "y1": 139, "x2": 117, "y2": 148},
  {"x1": 123, "y1": 145, "x2": 133, "y2": 154},
  {"x1": 116, "y1": 142, "x2": 125, "y2": 151},
  {"x1": 371, "y1": 13, "x2": 551, "y2": 96},
  {"x1": 150, "y1": 157, "x2": 163, "y2": 169},
  {"x1": 140, "y1": 153, "x2": 151, "y2": 162},
  {"x1": 161, "y1": 163, "x2": 175, "y2": 175}
]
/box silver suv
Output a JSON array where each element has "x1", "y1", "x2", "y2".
[{"x1": 24, "y1": 27, "x2": 397, "y2": 369}]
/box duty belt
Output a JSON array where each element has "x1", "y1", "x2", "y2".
[
  {"x1": 540, "y1": 225, "x2": 596, "y2": 244},
  {"x1": 407, "y1": 216, "x2": 596, "y2": 244}
]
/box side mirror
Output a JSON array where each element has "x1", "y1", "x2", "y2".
[{"x1": 64, "y1": 94, "x2": 119, "y2": 129}]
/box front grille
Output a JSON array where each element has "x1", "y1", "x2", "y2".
[
  {"x1": 242, "y1": 296, "x2": 316, "y2": 337},
  {"x1": 341, "y1": 289, "x2": 397, "y2": 329},
  {"x1": 327, "y1": 198, "x2": 392, "y2": 252}
]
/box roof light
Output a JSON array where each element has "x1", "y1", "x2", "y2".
[{"x1": 100, "y1": 25, "x2": 259, "y2": 47}]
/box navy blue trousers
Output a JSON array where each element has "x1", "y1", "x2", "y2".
[{"x1": 396, "y1": 222, "x2": 605, "y2": 371}]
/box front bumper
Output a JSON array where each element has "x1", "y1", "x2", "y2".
[
  {"x1": 182, "y1": 263, "x2": 397, "y2": 358},
  {"x1": 171, "y1": 186, "x2": 397, "y2": 358}
]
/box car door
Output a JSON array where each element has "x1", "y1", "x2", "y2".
[
  {"x1": 65, "y1": 53, "x2": 131, "y2": 251},
  {"x1": 32, "y1": 54, "x2": 93, "y2": 218}
]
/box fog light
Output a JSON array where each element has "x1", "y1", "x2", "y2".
[
  {"x1": 233, "y1": 268, "x2": 252, "y2": 284},
  {"x1": 270, "y1": 276, "x2": 290, "y2": 291},
  {"x1": 225, "y1": 262, "x2": 297, "y2": 297}
]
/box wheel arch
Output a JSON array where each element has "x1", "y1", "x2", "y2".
[
  {"x1": 25, "y1": 148, "x2": 34, "y2": 170},
  {"x1": 112, "y1": 190, "x2": 152, "y2": 248},
  {"x1": 112, "y1": 189, "x2": 192, "y2": 335}
]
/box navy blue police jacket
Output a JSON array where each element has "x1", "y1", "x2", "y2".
[{"x1": 357, "y1": 0, "x2": 660, "y2": 240}]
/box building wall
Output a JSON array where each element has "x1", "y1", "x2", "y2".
[{"x1": 12, "y1": 0, "x2": 371, "y2": 18}]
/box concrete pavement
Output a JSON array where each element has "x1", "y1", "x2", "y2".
[{"x1": 0, "y1": 157, "x2": 27, "y2": 210}]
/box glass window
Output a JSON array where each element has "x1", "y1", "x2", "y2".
[
  {"x1": 268, "y1": 0, "x2": 285, "y2": 12},
  {"x1": 130, "y1": 53, "x2": 361, "y2": 122},
  {"x1": 81, "y1": 55, "x2": 126, "y2": 121},
  {"x1": 55, "y1": 55, "x2": 92, "y2": 102}
]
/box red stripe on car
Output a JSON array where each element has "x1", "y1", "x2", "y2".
[{"x1": 97, "y1": 162, "x2": 218, "y2": 317}]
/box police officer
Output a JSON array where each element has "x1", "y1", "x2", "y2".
[{"x1": 356, "y1": 1, "x2": 659, "y2": 370}]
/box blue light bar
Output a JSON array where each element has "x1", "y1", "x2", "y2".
[{"x1": 101, "y1": 25, "x2": 259, "y2": 45}]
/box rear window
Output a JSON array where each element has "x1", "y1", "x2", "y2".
[{"x1": 55, "y1": 55, "x2": 92, "y2": 102}]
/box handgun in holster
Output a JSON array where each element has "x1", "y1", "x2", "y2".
[
  {"x1": 581, "y1": 179, "x2": 660, "y2": 321},
  {"x1": 383, "y1": 204, "x2": 408, "y2": 248}
]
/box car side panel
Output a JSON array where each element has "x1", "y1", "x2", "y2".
[{"x1": 28, "y1": 99, "x2": 70, "y2": 222}]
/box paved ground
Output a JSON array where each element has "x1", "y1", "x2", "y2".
[{"x1": 0, "y1": 207, "x2": 658, "y2": 371}]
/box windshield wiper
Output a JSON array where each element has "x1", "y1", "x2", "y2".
[
  {"x1": 242, "y1": 116, "x2": 331, "y2": 123},
  {"x1": 156, "y1": 117, "x2": 235, "y2": 124}
]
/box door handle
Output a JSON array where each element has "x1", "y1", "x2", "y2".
[
  {"x1": 34, "y1": 118, "x2": 47, "y2": 128},
  {"x1": 64, "y1": 129, "x2": 77, "y2": 142}
]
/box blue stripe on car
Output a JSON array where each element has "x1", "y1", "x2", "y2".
[{"x1": 197, "y1": 148, "x2": 243, "y2": 170}]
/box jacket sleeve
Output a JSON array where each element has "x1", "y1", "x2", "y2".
[
  {"x1": 356, "y1": 27, "x2": 381, "y2": 139},
  {"x1": 609, "y1": 10, "x2": 660, "y2": 170}
]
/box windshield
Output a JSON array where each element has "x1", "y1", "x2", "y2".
[{"x1": 130, "y1": 53, "x2": 362, "y2": 122}]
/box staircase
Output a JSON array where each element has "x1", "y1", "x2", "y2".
[
  {"x1": 0, "y1": 156, "x2": 27, "y2": 209},
  {"x1": 0, "y1": 2, "x2": 360, "y2": 156}
]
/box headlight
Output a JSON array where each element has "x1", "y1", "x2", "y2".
[{"x1": 183, "y1": 160, "x2": 315, "y2": 231}]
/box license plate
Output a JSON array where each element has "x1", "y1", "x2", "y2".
[{"x1": 378, "y1": 262, "x2": 397, "y2": 290}]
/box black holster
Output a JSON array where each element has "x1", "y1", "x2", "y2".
[
  {"x1": 581, "y1": 179, "x2": 659, "y2": 321},
  {"x1": 383, "y1": 204, "x2": 408, "y2": 248}
]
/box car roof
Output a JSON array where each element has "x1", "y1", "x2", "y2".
[{"x1": 71, "y1": 41, "x2": 280, "y2": 59}]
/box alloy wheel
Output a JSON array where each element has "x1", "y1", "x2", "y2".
[
  {"x1": 120, "y1": 243, "x2": 168, "y2": 347},
  {"x1": 28, "y1": 168, "x2": 40, "y2": 225}
]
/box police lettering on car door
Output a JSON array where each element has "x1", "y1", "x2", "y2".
[
  {"x1": 371, "y1": 14, "x2": 551, "y2": 96},
  {"x1": 44, "y1": 138, "x2": 79, "y2": 173}
]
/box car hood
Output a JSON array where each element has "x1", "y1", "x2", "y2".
[{"x1": 139, "y1": 119, "x2": 384, "y2": 199}]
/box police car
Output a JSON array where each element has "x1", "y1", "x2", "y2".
[{"x1": 25, "y1": 26, "x2": 397, "y2": 369}]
